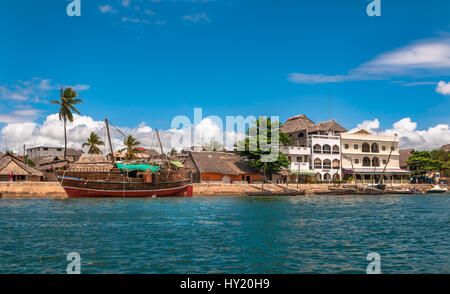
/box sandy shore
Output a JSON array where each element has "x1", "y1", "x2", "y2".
[{"x1": 0, "y1": 182, "x2": 443, "y2": 198}]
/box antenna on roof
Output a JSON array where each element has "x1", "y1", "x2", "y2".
[{"x1": 328, "y1": 91, "x2": 331, "y2": 121}]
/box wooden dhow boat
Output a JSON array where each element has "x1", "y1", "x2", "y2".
[{"x1": 56, "y1": 119, "x2": 193, "y2": 198}]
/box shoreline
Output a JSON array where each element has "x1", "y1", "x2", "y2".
[{"x1": 0, "y1": 182, "x2": 444, "y2": 199}]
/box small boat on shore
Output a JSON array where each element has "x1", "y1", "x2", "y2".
[
  {"x1": 246, "y1": 190, "x2": 301, "y2": 197},
  {"x1": 388, "y1": 189, "x2": 415, "y2": 195},
  {"x1": 427, "y1": 185, "x2": 448, "y2": 194}
]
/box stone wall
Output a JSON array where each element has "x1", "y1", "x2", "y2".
[
  {"x1": 0, "y1": 182, "x2": 446, "y2": 198},
  {"x1": 0, "y1": 182, "x2": 66, "y2": 198}
]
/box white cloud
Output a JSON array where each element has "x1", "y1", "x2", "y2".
[
  {"x1": 98, "y1": 5, "x2": 117, "y2": 14},
  {"x1": 0, "y1": 113, "x2": 245, "y2": 154},
  {"x1": 288, "y1": 73, "x2": 347, "y2": 84},
  {"x1": 0, "y1": 107, "x2": 41, "y2": 124},
  {"x1": 0, "y1": 78, "x2": 90, "y2": 103},
  {"x1": 436, "y1": 81, "x2": 450, "y2": 95},
  {"x1": 144, "y1": 9, "x2": 156, "y2": 15},
  {"x1": 289, "y1": 36, "x2": 450, "y2": 84},
  {"x1": 122, "y1": 0, "x2": 131, "y2": 7},
  {"x1": 351, "y1": 118, "x2": 450, "y2": 150},
  {"x1": 181, "y1": 13, "x2": 210, "y2": 22},
  {"x1": 122, "y1": 17, "x2": 149, "y2": 24}
]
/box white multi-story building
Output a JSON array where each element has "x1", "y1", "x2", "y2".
[
  {"x1": 340, "y1": 129, "x2": 410, "y2": 183},
  {"x1": 26, "y1": 145, "x2": 83, "y2": 162},
  {"x1": 307, "y1": 121, "x2": 346, "y2": 181},
  {"x1": 281, "y1": 115, "x2": 346, "y2": 182}
]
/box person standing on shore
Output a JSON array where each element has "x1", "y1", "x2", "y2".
[{"x1": 9, "y1": 172, "x2": 12, "y2": 181}]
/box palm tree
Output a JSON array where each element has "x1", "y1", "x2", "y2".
[
  {"x1": 118, "y1": 135, "x2": 141, "y2": 160},
  {"x1": 82, "y1": 132, "x2": 105, "y2": 154},
  {"x1": 50, "y1": 88, "x2": 82, "y2": 160}
]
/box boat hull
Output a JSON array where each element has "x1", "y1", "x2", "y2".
[
  {"x1": 62, "y1": 184, "x2": 193, "y2": 198},
  {"x1": 57, "y1": 176, "x2": 193, "y2": 198}
]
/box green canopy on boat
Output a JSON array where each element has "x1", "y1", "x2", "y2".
[
  {"x1": 170, "y1": 161, "x2": 184, "y2": 168},
  {"x1": 115, "y1": 163, "x2": 160, "y2": 173}
]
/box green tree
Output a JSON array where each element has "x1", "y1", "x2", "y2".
[
  {"x1": 430, "y1": 149, "x2": 450, "y2": 176},
  {"x1": 236, "y1": 117, "x2": 291, "y2": 174},
  {"x1": 407, "y1": 151, "x2": 446, "y2": 175},
  {"x1": 82, "y1": 132, "x2": 105, "y2": 154},
  {"x1": 23, "y1": 155, "x2": 35, "y2": 167},
  {"x1": 50, "y1": 88, "x2": 82, "y2": 160},
  {"x1": 118, "y1": 135, "x2": 141, "y2": 160},
  {"x1": 169, "y1": 148, "x2": 178, "y2": 156}
]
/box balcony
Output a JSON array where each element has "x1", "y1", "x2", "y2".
[
  {"x1": 281, "y1": 146, "x2": 311, "y2": 155},
  {"x1": 308, "y1": 135, "x2": 340, "y2": 140},
  {"x1": 290, "y1": 162, "x2": 310, "y2": 171}
]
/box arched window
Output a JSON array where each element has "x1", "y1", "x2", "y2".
[
  {"x1": 363, "y1": 157, "x2": 371, "y2": 167},
  {"x1": 323, "y1": 144, "x2": 331, "y2": 154},
  {"x1": 297, "y1": 132, "x2": 304, "y2": 138},
  {"x1": 324, "y1": 173, "x2": 332, "y2": 182},
  {"x1": 315, "y1": 173, "x2": 322, "y2": 180},
  {"x1": 332, "y1": 159, "x2": 340, "y2": 169},
  {"x1": 362, "y1": 142, "x2": 370, "y2": 152},
  {"x1": 372, "y1": 157, "x2": 380, "y2": 167},
  {"x1": 332, "y1": 145, "x2": 339, "y2": 154},
  {"x1": 323, "y1": 159, "x2": 331, "y2": 169},
  {"x1": 314, "y1": 158, "x2": 322, "y2": 169},
  {"x1": 333, "y1": 173, "x2": 340, "y2": 181},
  {"x1": 371, "y1": 143, "x2": 379, "y2": 153},
  {"x1": 313, "y1": 144, "x2": 321, "y2": 153}
]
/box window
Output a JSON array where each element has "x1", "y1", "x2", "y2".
[
  {"x1": 362, "y1": 143, "x2": 370, "y2": 152},
  {"x1": 297, "y1": 157, "x2": 303, "y2": 162},
  {"x1": 372, "y1": 157, "x2": 380, "y2": 167},
  {"x1": 383, "y1": 160, "x2": 387, "y2": 164},
  {"x1": 354, "y1": 159, "x2": 360, "y2": 164},
  {"x1": 371, "y1": 143, "x2": 379, "y2": 153},
  {"x1": 43, "y1": 147, "x2": 48, "y2": 151},
  {"x1": 344, "y1": 144, "x2": 349, "y2": 149},
  {"x1": 363, "y1": 157, "x2": 371, "y2": 167},
  {"x1": 382, "y1": 146, "x2": 386, "y2": 151},
  {"x1": 354, "y1": 144, "x2": 359, "y2": 150},
  {"x1": 297, "y1": 132, "x2": 304, "y2": 138},
  {"x1": 57, "y1": 148, "x2": 62, "y2": 151},
  {"x1": 391, "y1": 146, "x2": 395, "y2": 151}
]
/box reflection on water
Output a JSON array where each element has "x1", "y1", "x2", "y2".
[{"x1": 0, "y1": 195, "x2": 449, "y2": 273}]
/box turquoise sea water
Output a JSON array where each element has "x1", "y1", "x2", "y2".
[{"x1": 0, "y1": 195, "x2": 449, "y2": 274}]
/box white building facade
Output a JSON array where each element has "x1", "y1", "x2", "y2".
[
  {"x1": 308, "y1": 134, "x2": 342, "y2": 181},
  {"x1": 281, "y1": 115, "x2": 346, "y2": 182},
  {"x1": 340, "y1": 129, "x2": 410, "y2": 183}
]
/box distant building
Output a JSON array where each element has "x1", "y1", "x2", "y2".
[
  {"x1": 26, "y1": 146, "x2": 83, "y2": 162},
  {"x1": 108, "y1": 148, "x2": 163, "y2": 162},
  {"x1": 280, "y1": 115, "x2": 346, "y2": 182},
  {"x1": 182, "y1": 146, "x2": 203, "y2": 153},
  {"x1": 183, "y1": 151, "x2": 262, "y2": 183},
  {"x1": 399, "y1": 148, "x2": 415, "y2": 170},
  {"x1": 440, "y1": 144, "x2": 450, "y2": 152},
  {"x1": 0, "y1": 153, "x2": 44, "y2": 181},
  {"x1": 34, "y1": 155, "x2": 69, "y2": 181},
  {"x1": 340, "y1": 130, "x2": 410, "y2": 183}
]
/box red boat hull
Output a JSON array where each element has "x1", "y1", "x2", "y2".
[{"x1": 62, "y1": 184, "x2": 193, "y2": 198}]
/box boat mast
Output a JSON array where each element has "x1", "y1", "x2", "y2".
[
  {"x1": 156, "y1": 129, "x2": 170, "y2": 166},
  {"x1": 378, "y1": 134, "x2": 397, "y2": 185},
  {"x1": 105, "y1": 118, "x2": 115, "y2": 164}
]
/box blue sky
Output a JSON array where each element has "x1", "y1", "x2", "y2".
[{"x1": 0, "y1": 0, "x2": 449, "y2": 152}]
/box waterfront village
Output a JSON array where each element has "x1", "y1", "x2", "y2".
[{"x1": 0, "y1": 114, "x2": 449, "y2": 197}]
